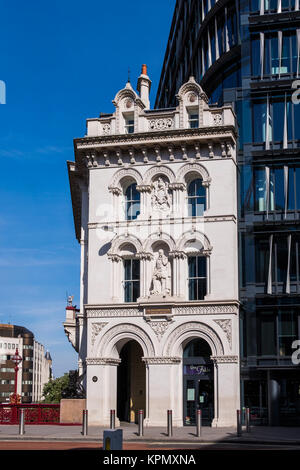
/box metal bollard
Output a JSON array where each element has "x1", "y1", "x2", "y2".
[
  {"x1": 236, "y1": 409, "x2": 242, "y2": 437},
  {"x1": 245, "y1": 407, "x2": 250, "y2": 433},
  {"x1": 138, "y1": 409, "x2": 144, "y2": 437},
  {"x1": 19, "y1": 409, "x2": 25, "y2": 435},
  {"x1": 110, "y1": 409, "x2": 116, "y2": 430},
  {"x1": 82, "y1": 409, "x2": 88, "y2": 436},
  {"x1": 196, "y1": 409, "x2": 202, "y2": 437},
  {"x1": 167, "y1": 409, "x2": 173, "y2": 437}
]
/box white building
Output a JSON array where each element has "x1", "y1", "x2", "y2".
[
  {"x1": 32, "y1": 342, "x2": 52, "y2": 402},
  {"x1": 65, "y1": 66, "x2": 240, "y2": 427}
]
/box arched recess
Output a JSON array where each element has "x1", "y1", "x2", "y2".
[
  {"x1": 143, "y1": 165, "x2": 176, "y2": 186},
  {"x1": 177, "y1": 230, "x2": 212, "y2": 254},
  {"x1": 97, "y1": 323, "x2": 155, "y2": 359},
  {"x1": 163, "y1": 321, "x2": 224, "y2": 358},
  {"x1": 109, "y1": 168, "x2": 143, "y2": 193},
  {"x1": 109, "y1": 234, "x2": 142, "y2": 257},
  {"x1": 143, "y1": 232, "x2": 176, "y2": 254},
  {"x1": 177, "y1": 162, "x2": 211, "y2": 186}
]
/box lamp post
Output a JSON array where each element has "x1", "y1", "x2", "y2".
[{"x1": 11, "y1": 348, "x2": 22, "y2": 403}]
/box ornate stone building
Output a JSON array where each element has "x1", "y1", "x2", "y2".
[{"x1": 65, "y1": 66, "x2": 240, "y2": 427}]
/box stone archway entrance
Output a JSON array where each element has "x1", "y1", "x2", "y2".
[
  {"x1": 183, "y1": 338, "x2": 214, "y2": 426},
  {"x1": 117, "y1": 340, "x2": 146, "y2": 423}
]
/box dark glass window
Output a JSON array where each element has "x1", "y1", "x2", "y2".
[
  {"x1": 294, "y1": 103, "x2": 300, "y2": 140},
  {"x1": 278, "y1": 310, "x2": 298, "y2": 356},
  {"x1": 183, "y1": 338, "x2": 212, "y2": 358},
  {"x1": 252, "y1": 99, "x2": 266, "y2": 142},
  {"x1": 254, "y1": 167, "x2": 267, "y2": 211},
  {"x1": 255, "y1": 238, "x2": 269, "y2": 283},
  {"x1": 258, "y1": 311, "x2": 277, "y2": 356},
  {"x1": 124, "y1": 259, "x2": 140, "y2": 302},
  {"x1": 187, "y1": 179, "x2": 206, "y2": 216},
  {"x1": 276, "y1": 237, "x2": 288, "y2": 283},
  {"x1": 250, "y1": 0, "x2": 259, "y2": 11},
  {"x1": 188, "y1": 256, "x2": 207, "y2": 300},
  {"x1": 269, "y1": 167, "x2": 285, "y2": 211},
  {"x1": 272, "y1": 98, "x2": 284, "y2": 142},
  {"x1": 125, "y1": 183, "x2": 140, "y2": 221}
]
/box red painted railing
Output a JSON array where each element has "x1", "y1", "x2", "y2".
[{"x1": 0, "y1": 404, "x2": 60, "y2": 425}]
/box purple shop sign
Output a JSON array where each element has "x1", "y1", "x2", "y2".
[{"x1": 185, "y1": 365, "x2": 211, "y2": 375}]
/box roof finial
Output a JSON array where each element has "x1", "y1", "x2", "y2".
[{"x1": 128, "y1": 67, "x2": 131, "y2": 83}]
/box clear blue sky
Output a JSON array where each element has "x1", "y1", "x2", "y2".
[{"x1": 0, "y1": 0, "x2": 175, "y2": 377}]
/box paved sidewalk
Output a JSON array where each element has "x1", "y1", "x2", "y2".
[{"x1": 0, "y1": 424, "x2": 299, "y2": 445}]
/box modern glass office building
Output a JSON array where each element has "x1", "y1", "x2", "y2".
[{"x1": 156, "y1": 0, "x2": 300, "y2": 425}]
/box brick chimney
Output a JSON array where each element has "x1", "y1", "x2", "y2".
[{"x1": 137, "y1": 64, "x2": 152, "y2": 109}]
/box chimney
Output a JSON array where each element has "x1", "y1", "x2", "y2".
[{"x1": 137, "y1": 64, "x2": 152, "y2": 109}]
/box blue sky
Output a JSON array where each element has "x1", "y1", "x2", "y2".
[{"x1": 0, "y1": 0, "x2": 175, "y2": 377}]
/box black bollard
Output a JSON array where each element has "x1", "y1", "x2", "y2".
[
  {"x1": 110, "y1": 409, "x2": 116, "y2": 430},
  {"x1": 138, "y1": 409, "x2": 144, "y2": 436},
  {"x1": 167, "y1": 410, "x2": 173, "y2": 437},
  {"x1": 196, "y1": 409, "x2": 202, "y2": 437},
  {"x1": 82, "y1": 409, "x2": 88, "y2": 436}
]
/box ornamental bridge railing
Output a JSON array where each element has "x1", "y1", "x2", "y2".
[{"x1": 0, "y1": 404, "x2": 60, "y2": 425}]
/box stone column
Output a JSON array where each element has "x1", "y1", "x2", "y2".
[
  {"x1": 136, "y1": 184, "x2": 151, "y2": 219},
  {"x1": 86, "y1": 357, "x2": 121, "y2": 427},
  {"x1": 137, "y1": 252, "x2": 152, "y2": 299},
  {"x1": 169, "y1": 182, "x2": 186, "y2": 218},
  {"x1": 142, "y1": 357, "x2": 182, "y2": 427},
  {"x1": 169, "y1": 251, "x2": 187, "y2": 299},
  {"x1": 108, "y1": 254, "x2": 122, "y2": 302},
  {"x1": 211, "y1": 355, "x2": 240, "y2": 427}
]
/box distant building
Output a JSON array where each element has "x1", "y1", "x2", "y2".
[{"x1": 0, "y1": 324, "x2": 52, "y2": 403}]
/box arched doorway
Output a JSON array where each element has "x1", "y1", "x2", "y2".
[
  {"x1": 183, "y1": 338, "x2": 214, "y2": 426},
  {"x1": 117, "y1": 340, "x2": 146, "y2": 423}
]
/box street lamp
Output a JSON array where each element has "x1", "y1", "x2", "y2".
[{"x1": 10, "y1": 348, "x2": 22, "y2": 404}]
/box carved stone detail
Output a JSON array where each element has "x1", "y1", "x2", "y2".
[
  {"x1": 173, "y1": 305, "x2": 238, "y2": 315},
  {"x1": 86, "y1": 357, "x2": 121, "y2": 366},
  {"x1": 86, "y1": 308, "x2": 141, "y2": 318},
  {"x1": 91, "y1": 322, "x2": 108, "y2": 346},
  {"x1": 147, "y1": 320, "x2": 173, "y2": 341},
  {"x1": 212, "y1": 113, "x2": 223, "y2": 126},
  {"x1": 102, "y1": 123, "x2": 111, "y2": 135},
  {"x1": 214, "y1": 319, "x2": 232, "y2": 349},
  {"x1": 142, "y1": 356, "x2": 181, "y2": 364},
  {"x1": 211, "y1": 355, "x2": 238, "y2": 364},
  {"x1": 149, "y1": 118, "x2": 173, "y2": 131}
]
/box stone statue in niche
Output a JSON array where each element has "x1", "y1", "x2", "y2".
[
  {"x1": 150, "y1": 249, "x2": 171, "y2": 297},
  {"x1": 151, "y1": 177, "x2": 171, "y2": 212}
]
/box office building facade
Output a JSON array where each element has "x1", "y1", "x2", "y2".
[{"x1": 156, "y1": 0, "x2": 300, "y2": 425}]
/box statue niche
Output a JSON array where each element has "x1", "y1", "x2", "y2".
[
  {"x1": 150, "y1": 248, "x2": 172, "y2": 299},
  {"x1": 151, "y1": 177, "x2": 171, "y2": 214}
]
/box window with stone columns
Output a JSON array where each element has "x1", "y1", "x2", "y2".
[
  {"x1": 176, "y1": 164, "x2": 211, "y2": 217},
  {"x1": 108, "y1": 239, "x2": 142, "y2": 303},
  {"x1": 108, "y1": 169, "x2": 143, "y2": 221},
  {"x1": 177, "y1": 233, "x2": 212, "y2": 301}
]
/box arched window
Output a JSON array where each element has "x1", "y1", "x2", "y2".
[
  {"x1": 187, "y1": 179, "x2": 206, "y2": 216},
  {"x1": 125, "y1": 183, "x2": 140, "y2": 220}
]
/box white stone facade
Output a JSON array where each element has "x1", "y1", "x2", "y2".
[{"x1": 65, "y1": 69, "x2": 240, "y2": 427}]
